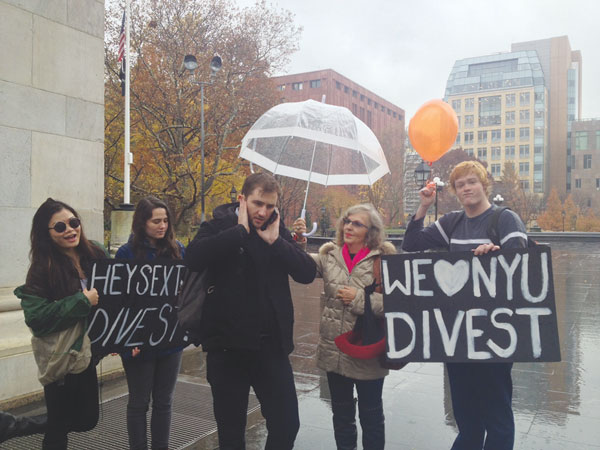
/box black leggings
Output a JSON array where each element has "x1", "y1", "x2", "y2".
[{"x1": 42, "y1": 361, "x2": 99, "y2": 450}]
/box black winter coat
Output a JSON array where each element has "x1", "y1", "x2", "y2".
[{"x1": 185, "y1": 203, "x2": 316, "y2": 354}]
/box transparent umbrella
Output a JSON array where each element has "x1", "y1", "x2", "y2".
[{"x1": 240, "y1": 99, "x2": 389, "y2": 234}]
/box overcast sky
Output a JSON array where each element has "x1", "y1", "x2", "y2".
[{"x1": 237, "y1": 0, "x2": 599, "y2": 122}]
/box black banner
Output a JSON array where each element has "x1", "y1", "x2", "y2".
[
  {"x1": 86, "y1": 259, "x2": 188, "y2": 356},
  {"x1": 382, "y1": 246, "x2": 560, "y2": 362}
]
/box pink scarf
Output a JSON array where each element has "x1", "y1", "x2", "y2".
[{"x1": 342, "y1": 244, "x2": 370, "y2": 273}]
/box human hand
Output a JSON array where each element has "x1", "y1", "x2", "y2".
[
  {"x1": 336, "y1": 286, "x2": 357, "y2": 305},
  {"x1": 418, "y1": 183, "x2": 436, "y2": 207},
  {"x1": 132, "y1": 347, "x2": 141, "y2": 358},
  {"x1": 472, "y1": 243, "x2": 500, "y2": 255},
  {"x1": 292, "y1": 217, "x2": 307, "y2": 241},
  {"x1": 83, "y1": 288, "x2": 99, "y2": 306},
  {"x1": 238, "y1": 196, "x2": 249, "y2": 233},
  {"x1": 257, "y1": 208, "x2": 280, "y2": 245}
]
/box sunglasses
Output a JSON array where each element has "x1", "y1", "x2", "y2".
[
  {"x1": 49, "y1": 217, "x2": 81, "y2": 233},
  {"x1": 342, "y1": 217, "x2": 369, "y2": 229}
]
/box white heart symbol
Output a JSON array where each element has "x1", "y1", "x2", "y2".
[{"x1": 433, "y1": 260, "x2": 470, "y2": 297}]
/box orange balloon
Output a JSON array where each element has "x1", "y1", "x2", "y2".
[{"x1": 408, "y1": 99, "x2": 458, "y2": 162}]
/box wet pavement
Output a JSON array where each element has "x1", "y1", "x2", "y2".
[{"x1": 4, "y1": 241, "x2": 600, "y2": 449}]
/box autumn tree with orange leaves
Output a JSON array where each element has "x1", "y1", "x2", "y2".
[{"x1": 104, "y1": 0, "x2": 301, "y2": 231}]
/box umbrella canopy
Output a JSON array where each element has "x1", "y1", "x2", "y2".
[{"x1": 240, "y1": 99, "x2": 390, "y2": 186}]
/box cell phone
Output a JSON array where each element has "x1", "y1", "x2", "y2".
[{"x1": 261, "y1": 210, "x2": 278, "y2": 231}]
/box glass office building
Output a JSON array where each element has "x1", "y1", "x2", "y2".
[{"x1": 444, "y1": 51, "x2": 548, "y2": 193}]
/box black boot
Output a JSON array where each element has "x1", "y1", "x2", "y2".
[
  {"x1": 0, "y1": 412, "x2": 47, "y2": 443},
  {"x1": 359, "y1": 402, "x2": 385, "y2": 450},
  {"x1": 331, "y1": 399, "x2": 357, "y2": 450}
]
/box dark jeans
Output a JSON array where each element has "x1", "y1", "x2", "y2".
[
  {"x1": 42, "y1": 361, "x2": 99, "y2": 450},
  {"x1": 327, "y1": 372, "x2": 385, "y2": 450},
  {"x1": 122, "y1": 350, "x2": 183, "y2": 450},
  {"x1": 447, "y1": 362, "x2": 514, "y2": 450},
  {"x1": 206, "y1": 340, "x2": 299, "y2": 450}
]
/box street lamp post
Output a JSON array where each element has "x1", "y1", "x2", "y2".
[
  {"x1": 183, "y1": 54, "x2": 222, "y2": 222},
  {"x1": 493, "y1": 194, "x2": 504, "y2": 206},
  {"x1": 414, "y1": 161, "x2": 432, "y2": 189},
  {"x1": 229, "y1": 186, "x2": 238, "y2": 203},
  {"x1": 432, "y1": 177, "x2": 445, "y2": 221},
  {"x1": 320, "y1": 206, "x2": 327, "y2": 236}
]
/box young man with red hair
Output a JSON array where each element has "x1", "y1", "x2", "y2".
[{"x1": 403, "y1": 161, "x2": 528, "y2": 450}]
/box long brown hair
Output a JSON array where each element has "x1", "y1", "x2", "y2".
[
  {"x1": 26, "y1": 198, "x2": 105, "y2": 300},
  {"x1": 130, "y1": 196, "x2": 181, "y2": 259}
]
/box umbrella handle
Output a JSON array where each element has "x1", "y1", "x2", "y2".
[{"x1": 300, "y1": 209, "x2": 318, "y2": 237}]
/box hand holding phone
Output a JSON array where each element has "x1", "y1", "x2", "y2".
[
  {"x1": 257, "y1": 208, "x2": 280, "y2": 245},
  {"x1": 261, "y1": 210, "x2": 279, "y2": 231}
]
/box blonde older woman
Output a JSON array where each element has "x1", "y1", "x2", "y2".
[{"x1": 294, "y1": 204, "x2": 395, "y2": 450}]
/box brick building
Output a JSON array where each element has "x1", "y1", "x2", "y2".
[
  {"x1": 570, "y1": 119, "x2": 600, "y2": 210},
  {"x1": 271, "y1": 69, "x2": 405, "y2": 138}
]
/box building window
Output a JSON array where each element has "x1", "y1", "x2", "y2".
[
  {"x1": 381, "y1": 105, "x2": 385, "y2": 112},
  {"x1": 367, "y1": 98, "x2": 372, "y2": 106},
  {"x1": 575, "y1": 178, "x2": 582, "y2": 188},
  {"x1": 464, "y1": 132, "x2": 474, "y2": 144},
  {"x1": 359, "y1": 107, "x2": 365, "y2": 120},
  {"x1": 352, "y1": 103, "x2": 358, "y2": 114},
  {"x1": 393, "y1": 111, "x2": 397, "y2": 118},
  {"x1": 519, "y1": 127, "x2": 530, "y2": 140},
  {"x1": 374, "y1": 101, "x2": 379, "y2": 109},
  {"x1": 491, "y1": 146, "x2": 501, "y2": 160},
  {"x1": 575, "y1": 131, "x2": 588, "y2": 150},
  {"x1": 505, "y1": 111, "x2": 515, "y2": 125},
  {"x1": 584, "y1": 154, "x2": 592, "y2": 169},
  {"x1": 505, "y1": 128, "x2": 515, "y2": 142},
  {"x1": 452, "y1": 99, "x2": 461, "y2": 112},
  {"x1": 335, "y1": 81, "x2": 342, "y2": 90},
  {"x1": 352, "y1": 90, "x2": 358, "y2": 98},
  {"x1": 505, "y1": 93, "x2": 516, "y2": 108},
  {"x1": 292, "y1": 82, "x2": 303, "y2": 91},
  {"x1": 505, "y1": 145, "x2": 515, "y2": 158},
  {"x1": 478, "y1": 95, "x2": 501, "y2": 126},
  {"x1": 596, "y1": 131, "x2": 600, "y2": 148},
  {"x1": 465, "y1": 98, "x2": 474, "y2": 111},
  {"x1": 367, "y1": 110, "x2": 372, "y2": 128},
  {"x1": 519, "y1": 162, "x2": 529, "y2": 176},
  {"x1": 478, "y1": 131, "x2": 488, "y2": 143},
  {"x1": 519, "y1": 145, "x2": 530, "y2": 158},
  {"x1": 519, "y1": 92, "x2": 530, "y2": 106},
  {"x1": 596, "y1": 178, "x2": 600, "y2": 189},
  {"x1": 521, "y1": 180, "x2": 530, "y2": 191},
  {"x1": 360, "y1": 94, "x2": 365, "y2": 102},
  {"x1": 309, "y1": 79, "x2": 321, "y2": 88},
  {"x1": 491, "y1": 129, "x2": 501, "y2": 142},
  {"x1": 477, "y1": 147, "x2": 487, "y2": 160},
  {"x1": 491, "y1": 163, "x2": 501, "y2": 177},
  {"x1": 344, "y1": 86, "x2": 350, "y2": 94},
  {"x1": 534, "y1": 127, "x2": 544, "y2": 138},
  {"x1": 387, "y1": 108, "x2": 391, "y2": 115},
  {"x1": 465, "y1": 148, "x2": 474, "y2": 157},
  {"x1": 455, "y1": 132, "x2": 461, "y2": 145},
  {"x1": 519, "y1": 109, "x2": 530, "y2": 124},
  {"x1": 535, "y1": 91, "x2": 545, "y2": 103},
  {"x1": 465, "y1": 115, "x2": 474, "y2": 128}
]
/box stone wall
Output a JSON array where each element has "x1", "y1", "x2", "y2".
[{"x1": 0, "y1": 0, "x2": 105, "y2": 288}]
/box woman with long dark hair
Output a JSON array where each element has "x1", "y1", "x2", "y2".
[
  {"x1": 116, "y1": 196, "x2": 185, "y2": 450},
  {"x1": 14, "y1": 198, "x2": 107, "y2": 450}
]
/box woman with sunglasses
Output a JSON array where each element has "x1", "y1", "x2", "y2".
[
  {"x1": 115, "y1": 196, "x2": 185, "y2": 450},
  {"x1": 14, "y1": 198, "x2": 107, "y2": 450},
  {"x1": 294, "y1": 204, "x2": 395, "y2": 450}
]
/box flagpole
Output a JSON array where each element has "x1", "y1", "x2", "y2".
[{"x1": 123, "y1": 0, "x2": 132, "y2": 205}]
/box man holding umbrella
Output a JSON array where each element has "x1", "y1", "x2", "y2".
[{"x1": 185, "y1": 172, "x2": 316, "y2": 450}]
